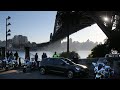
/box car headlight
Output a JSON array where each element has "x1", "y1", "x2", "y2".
[
  {"x1": 79, "y1": 65, "x2": 87, "y2": 69},
  {"x1": 75, "y1": 67, "x2": 80, "y2": 71}
]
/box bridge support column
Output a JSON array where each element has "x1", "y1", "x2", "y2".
[
  {"x1": 67, "y1": 33, "x2": 69, "y2": 54},
  {"x1": 67, "y1": 24, "x2": 70, "y2": 56}
]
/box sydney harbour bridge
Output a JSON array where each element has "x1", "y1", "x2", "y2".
[{"x1": 38, "y1": 11, "x2": 120, "y2": 53}]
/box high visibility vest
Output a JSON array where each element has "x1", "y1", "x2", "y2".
[{"x1": 53, "y1": 54, "x2": 59, "y2": 58}]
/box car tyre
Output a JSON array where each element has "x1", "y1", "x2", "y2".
[
  {"x1": 23, "y1": 68, "x2": 26, "y2": 73},
  {"x1": 5, "y1": 67, "x2": 8, "y2": 71},
  {"x1": 67, "y1": 70, "x2": 74, "y2": 79},
  {"x1": 40, "y1": 67, "x2": 46, "y2": 75}
]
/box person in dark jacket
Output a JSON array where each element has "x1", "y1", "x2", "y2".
[
  {"x1": 6, "y1": 51, "x2": 10, "y2": 59},
  {"x1": 35, "y1": 53, "x2": 38, "y2": 67},
  {"x1": 14, "y1": 51, "x2": 19, "y2": 60},
  {"x1": 42, "y1": 53, "x2": 47, "y2": 59}
]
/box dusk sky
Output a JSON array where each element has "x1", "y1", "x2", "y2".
[{"x1": 0, "y1": 11, "x2": 107, "y2": 44}]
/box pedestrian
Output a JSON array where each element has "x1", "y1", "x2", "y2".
[
  {"x1": 53, "y1": 52, "x2": 59, "y2": 58},
  {"x1": 8, "y1": 51, "x2": 14, "y2": 62},
  {"x1": 14, "y1": 51, "x2": 19, "y2": 60},
  {"x1": 35, "y1": 53, "x2": 39, "y2": 67},
  {"x1": 42, "y1": 53, "x2": 44, "y2": 59},
  {"x1": 44, "y1": 53, "x2": 47, "y2": 58},
  {"x1": 10, "y1": 51, "x2": 13, "y2": 56},
  {"x1": 6, "y1": 51, "x2": 10, "y2": 59},
  {"x1": 18, "y1": 57, "x2": 21, "y2": 67}
]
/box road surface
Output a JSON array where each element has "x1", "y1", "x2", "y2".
[{"x1": 0, "y1": 69, "x2": 68, "y2": 79}]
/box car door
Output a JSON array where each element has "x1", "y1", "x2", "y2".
[
  {"x1": 45, "y1": 58, "x2": 55, "y2": 71},
  {"x1": 52, "y1": 58, "x2": 67, "y2": 73}
]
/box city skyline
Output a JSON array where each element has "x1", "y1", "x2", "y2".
[
  {"x1": 0, "y1": 11, "x2": 107, "y2": 44},
  {"x1": 0, "y1": 35, "x2": 99, "y2": 51}
]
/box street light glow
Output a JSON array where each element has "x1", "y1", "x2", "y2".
[{"x1": 103, "y1": 16, "x2": 109, "y2": 22}]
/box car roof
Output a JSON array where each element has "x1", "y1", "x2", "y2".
[{"x1": 46, "y1": 57, "x2": 65, "y2": 59}]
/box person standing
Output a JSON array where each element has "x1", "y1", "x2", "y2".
[
  {"x1": 53, "y1": 52, "x2": 59, "y2": 58},
  {"x1": 42, "y1": 53, "x2": 47, "y2": 59},
  {"x1": 6, "y1": 51, "x2": 10, "y2": 59},
  {"x1": 35, "y1": 53, "x2": 38, "y2": 67},
  {"x1": 8, "y1": 51, "x2": 14, "y2": 62},
  {"x1": 44, "y1": 53, "x2": 47, "y2": 58},
  {"x1": 14, "y1": 51, "x2": 19, "y2": 60},
  {"x1": 42, "y1": 53, "x2": 45, "y2": 59}
]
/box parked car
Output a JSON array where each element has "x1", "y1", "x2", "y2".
[{"x1": 39, "y1": 57, "x2": 89, "y2": 79}]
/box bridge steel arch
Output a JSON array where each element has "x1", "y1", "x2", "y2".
[{"x1": 51, "y1": 11, "x2": 120, "y2": 52}]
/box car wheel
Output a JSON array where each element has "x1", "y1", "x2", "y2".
[
  {"x1": 67, "y1": 70, "x2": 74, "y2": 79},
  {"x1": 23, "y1": 68, "x2": 26, "y2": 73},
  {"x1": 40, "y1": 67, "x2": 46, "y2": 75},
  {"x1": 5, "y1": 67, "x2": 8, "y2": 71}
]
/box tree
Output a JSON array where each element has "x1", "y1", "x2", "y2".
[
  {"x1": 59, "y1": 51, "x2": 80, "y2": 59},
  {"x1": 88, "y1": 39, "x2": 111, "y2": 58}
]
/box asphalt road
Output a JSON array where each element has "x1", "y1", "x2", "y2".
[{"x1": 0, "y1": 68, "x2": 69, "y2": 79}]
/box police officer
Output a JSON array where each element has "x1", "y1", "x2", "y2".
[{"x1": 53, "y1": 52, "x2": 59, "y2": 58}]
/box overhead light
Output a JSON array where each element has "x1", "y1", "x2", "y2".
[
  {"x1": 7, "y1": 16, "x2": 11, "y2": 19},
  {"x1": 7, "y1": 23, "x2": 11, "y2": 26},
  {"x1": 7, "y1": 33, "x2": 11, "y2": 36},
  {"x1": 8, "y1": 29, "x2": 11, "y2": 32}
]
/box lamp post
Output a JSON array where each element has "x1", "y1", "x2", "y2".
[{"x1": 6, "y1": 16, "x2": 11, "y2": 56}]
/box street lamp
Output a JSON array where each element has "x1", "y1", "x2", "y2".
[{"x1": 6, "y1": 16, "x2": 11, "y2": 55}]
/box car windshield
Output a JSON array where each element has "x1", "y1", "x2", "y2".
[{"x1": 61, "y1": 58, "x2": 75, "y2": 65}]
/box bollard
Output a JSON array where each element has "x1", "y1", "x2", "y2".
[{"x1": 25, "y1": 47, "x2": 30, "y2": 60}]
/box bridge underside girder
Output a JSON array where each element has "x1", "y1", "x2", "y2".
[
  {"x1": 51, "y1": 11, "x2": 120, "y2": 50},
  {"x1": 52, "y1": 11, "x2": 96, "y2": 42},
  {"x1": 38, "y1": 11, "x2": 120, "y2": 51}
]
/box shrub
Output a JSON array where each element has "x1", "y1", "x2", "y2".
[{"x1": 59, "y1": 51, "x2": 80, "y2": 59}]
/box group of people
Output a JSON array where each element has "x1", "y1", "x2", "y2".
[
  {"x1": 6, "y1": 51, "x2": 19, "y2": 62},
  {"x1": 35, "y1": 51, "x2": 78, "y2": 63},
  {"x1": 24, "y1": 51, "x2": 60, "y2": 68},
  {"x1": 34, "y1": 51, "x2": 59, "y2": 62}
]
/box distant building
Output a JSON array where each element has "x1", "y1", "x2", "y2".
[
  {"x1": 12, "y1": 35, "x2": 28, "y2": 45},
  {"x1": 31, "y1": 42, "x2": 37, "y2": 47},
  {"x1": 0, "y1": 41, "x2": 6, "y2": 47}
]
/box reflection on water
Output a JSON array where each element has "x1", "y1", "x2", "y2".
[{"x1": 15, "y1": 50, "x2": 91, "y2": 63}]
